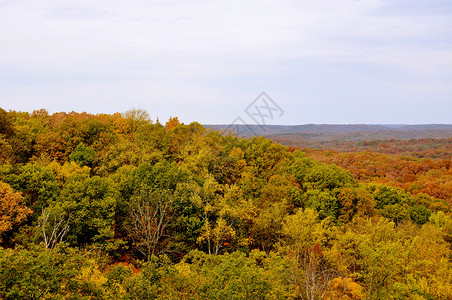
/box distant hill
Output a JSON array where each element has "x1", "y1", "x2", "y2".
[
  {"x1": 204, "y1": 124, "x2": 452, "y2": 138},
  {"x1": 205, "y1": 124, "x2": 452, "y2": 158}
]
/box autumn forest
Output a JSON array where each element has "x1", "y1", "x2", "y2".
[{"x1": 1, "y1": 108, "x2": 452, "y2": 299}]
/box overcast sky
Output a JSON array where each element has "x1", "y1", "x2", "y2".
[{"x1": 1, "y1": 0, "x2": 451, "y2": 125}]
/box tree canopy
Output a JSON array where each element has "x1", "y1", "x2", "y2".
[{"x1": 0, "y1": 108, "x2": 451, "y2": 299}]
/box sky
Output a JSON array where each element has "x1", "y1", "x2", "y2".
[{"x1": 1, "y1": 0, "x2": 451, "y2": 125}]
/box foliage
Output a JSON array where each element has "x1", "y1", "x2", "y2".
[
  {"x1": 0, "y1": 245, "x2": 102, "y2": 299},
  {"x1": 0, "y1": 108, "x2": 451, "y2": 298},
  {"x1": 0, "y1": 181, "x2": 32, "y2": 242},
  {"x1": 69, "y1": 143, "x2": 96, "y2": 167}
]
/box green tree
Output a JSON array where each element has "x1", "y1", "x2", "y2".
[
  {"x1": 251, "y1": 202, "x2": 287, "y2": 254},
  {"x1": 2, "y1": 163, "x2": 59, "y2": 215},
  {"x1": 55, "y1": 174, "x2": 120, "y2": 249},
  {"x1": 409, "y1": 205, "x2": 431, "y2": 225},
  {"x1": 304, "y1": 164, "x2": 355, "y2": 191},
  {"x1": 304, "y1": 189, "x2": 338, "y2": 220},
  {"x1": 69, "y1": 143, "x2": 96, "y2": 167},
  {"x1": 182, "y1": 250, "x2": 288, "y2": 299},
  {"x1": 0, "y1": 245, "x2": 101, "y2": 299}
]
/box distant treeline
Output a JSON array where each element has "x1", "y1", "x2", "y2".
[{"x1": 205, "y1": 123, "x2": 452, "y2": 138}]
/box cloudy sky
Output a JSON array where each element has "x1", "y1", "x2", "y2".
[{"x1": 1, "y1": 0, "x2": 451, "y2": 125}]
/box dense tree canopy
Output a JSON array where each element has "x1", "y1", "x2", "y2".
[{"x1": 0, "y1": 108, "x2": 451, "y2": 299}]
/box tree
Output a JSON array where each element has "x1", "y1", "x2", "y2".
[
  {"x1": 336, "y1": 187, "x2": 376, "y2": 223},
  {"x1": 0, "y1": 108, "x2": 13, "y2": 138},
  {"x1": 69, "y1": 143, "x2": 96, "y2": 167},
  {"x1": 165, "y1": 116, "x2": 180, "y2": 131},
  {"x1": 324, "y1": 276, "x2": 364, "y2": 300},
  {"x1": 243, "y1": 136, "x2": 290, "y2": 180},
  {"x1": 209, "y1": 146, "x2": 247, "y2": 185},
  {"x1": 198, "y1": 217, "x2": 236, "y2": 256},
  {"x1": 127, "y1": 190, "x2": 173, "y2": 260},
  {"x1": 182, "y1": 250, "x2": 280, "y2": 299},
  {"x1": 122, "y1": 108, "x2": 151, "y2": 134},
  {"x1": 0, "y1": 108, "x2": 14, "y2": 163},
  {"x1": 326, "y1": 217, "x2": 452, "y2": 299},
  {"x1": 251, "y1": 202, "x2": 287, "y2": 254},
  {"x1": 38, "y1": 205, "x2": 70, "y2": 250},
  {"x1": 281, "y1": 208, "x2": 335, "y2": 300},
  {"x1": 3, "y1": 163, "x2": 59, "y2": 215},
  {"x1": 304, "y1": 164, "x2": 355, "y2": 191},
  {"x1": 304, "y1": 189, "x2": 338, "y2": 220},
  {"x1": 191, "y1": 174, "x2": 223, "y2": 255},
  {"x1": 0, "y1": 182, "x2": 32, "y2": 242},
  {"x1": 0, "y1": 245, "x2": 101, "y2": 299},
  {"x1": 55, "y1": 174, "x2": 120, "y2": 249},
  {"x1": 409, "y1": 205, "x2": 431, "y2": 225}
]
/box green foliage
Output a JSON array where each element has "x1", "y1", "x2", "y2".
[
  {"x1": 69, "y1": 143, "x2": 96, "y2": 167},
  {"x1": 327, "y1": 217, "x2": 452, "y2": 299},
  {"x1": 102, "y1": 263, "x2": 132, "y2": 298},
  {"x1": 304, "y1": 164, "x2": 355, "y2": 191},
  {"x1": 286, "y1": 151, "x2": 317, "y2": 180},
  {"x1": 409, "y1": 205, "x2": 432, "y2": 225},
  {"x1": 1, "y1": 163, "x2": 59, "y2": 214},
  {"x1": 371, "y1": 184, "x2": 411, "y2": 209},
  {"x1": 243, "y1": 137, "x2": 291, "y2": 180},
  {"x1": 182, "y1": 250, "x2": 291, "y2": 299},
  {"x1": 304, "y1": 189, "x2": 338, "y2": 220},
  {"x1": 0, "y1": 245, "x2": 101, "y2": 299},
  {"x1": 282, "y1": 207, "x2": 331, "y2": 254},
  {"x1": 251, "y1": 202, "x2": 287, "y2": 254},
  {"x1": 172, "y1": 183, "x2": 203, "y2": 243},
  {"x1": 123, "y1": 255, "x2": 176, "y2": 299},
  {"x1": 134, "y1": 160, "x2": 189, "y2": 191},
  {"x1": 55, "y1": 174, "x2": 119, "y2": 248},
  {"x1": 0, "y1": 109, "x2": 451, "y2": 298}
]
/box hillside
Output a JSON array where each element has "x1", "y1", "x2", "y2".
[
  {"x1": 1, "y1": 109, "x2": 452, "y2": 299},
  {"x1": 205, "y1": 123, "x2": 452, "y2": 138},
  {"x1": 206, "y1": 124, "x2": 452, "y2": 159}
]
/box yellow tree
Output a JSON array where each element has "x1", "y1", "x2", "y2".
[
  {"x1": 197, "y1": 217, "x2": 236, "y2": 255},
  {"x1": 281, "y1": 208, "x2": 335, "y2": 300}
]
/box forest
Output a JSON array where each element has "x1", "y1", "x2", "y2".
[{"x1": 1, "y1": 108, "x2": 452, "y2": 299}]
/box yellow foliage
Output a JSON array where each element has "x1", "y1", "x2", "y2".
[
  {"x1": 48, "y1": 161, "x2": 91, "y2": 186},
  {"x1": 174, "y1": 262, "x2": 194, "y2": 279},
  {"x1": 428, "y1": 258, "x2": 452, "y2": 298},
  {"x1": 76, "y1": 258, "x2": 107, "y2": 286},
  {"x1": 112, "y1": 112, "x2": 131, "y2": 135},
  {"x1": 324, "y1": 277, "x2": 364, "y2": 300}
]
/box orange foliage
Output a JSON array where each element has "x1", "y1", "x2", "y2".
[
  {"x1": 305, "y1": 149, "x2": 452, "y2": 205},
  {"x1": 325, "y1": 277, "x2": 364, "y2": 300},
  {"x1": 166, "y1": 116, "x2": 180, "y2": 131},
  {"x1": 0, "y1": 181, "x2": 32, "y2": 240}
]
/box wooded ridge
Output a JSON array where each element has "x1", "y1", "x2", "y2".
[{"x1": 0, "y1": 108, "x2": 451, "y2": 299}]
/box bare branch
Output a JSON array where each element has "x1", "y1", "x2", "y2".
[
  {"x1": 127, "y1": 191, "x2": 172, "y2": 261},
  {"x1": 39, "y1": 208, "x2": 70, "y2": 250}
]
